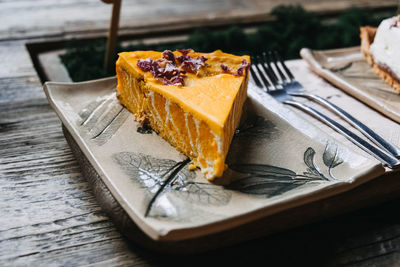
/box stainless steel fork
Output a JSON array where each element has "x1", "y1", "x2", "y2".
[{"x1": 250, "y1": 51, "x2": 400, "y2": 169}]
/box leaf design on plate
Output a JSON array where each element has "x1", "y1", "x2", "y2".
[
  {"x1": 112, "y1": 152, "x2": 231, "y2": 220},
  {"x1": 303, "y1": 147, "x2": 316, "y2": 172},
  {"x1": 303, "y1": 147, "x2": 326, "y2": 179},
  {"x1": 329, "y1": 62, "x2": 352, "y2": 73},
  {"x1": 172, "y1": 182, "x2": 231, "y2": 206},
  {"x1": 113, "y1": 152, "x2": 183, "y2": 193},
  {"x1": 79, "y1": 98, "x2": 106, "y2": 123},
  {"x1": 234, "y1": 115, "x2": 278, "y2": 140},
  {"x1": 79, "y1": 92, "x2": 129, "y2": 146},
  {"x1": 228, "y1": 163, "x2": 305, "y2": 196},
  {"x1": 323, "y1": 143, "x2": 343, "y2": 169},
  {"x1": 322, "y1": 142, "x2": 344, "y2": 179},
  {"x1": 228, "y1": 145, "x2": 341, "y2": 196},
  {"x1": 227, "y1": 115, "x2": 280, "y2": 166},
  {"x1": 231, "y1": 164, "x2": 296, "y2": 177}
]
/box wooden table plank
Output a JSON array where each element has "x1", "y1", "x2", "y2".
[
  {"x1": 0, "y1": 0, "x2": 396, "y2": 41},
  {"x1": 0, "y1": 42, "x2": 144, "y2": 265},
  {"x1": 0, "y1": 42, "x2": 37, "y2": 78}
]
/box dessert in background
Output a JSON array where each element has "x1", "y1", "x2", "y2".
[
  {"x1": 116, "y1": 49, "x2": 250, "y2": 180},
  {"x1": 360, "y1": 15, "x2": 400, "y2": 94}
]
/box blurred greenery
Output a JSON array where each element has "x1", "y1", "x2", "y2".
[{"x1": 61, "y1": 5, "x2": 393, "y2": 82}]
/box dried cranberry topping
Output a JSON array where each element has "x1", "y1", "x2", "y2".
[
  {"x1": 137, "y1": 50, "x2": 208, "y2": 86},
  {"x1": 172, "y1": 76, "x2": 184, "y2": 85},
  {"x1": 220, "y1": 64, "x2": 229, "y2": 72},
  {"x1": 176, "y1": 55, "x2": 190, "y2": 64},
  {"x1": 235, "y1": 59, "x2": 250, "y2": 76},
  {"x1": 137, "y1": 58, "x2": 156, "y2": 72},
  {"x1": 162, "y1": 50, "x2": 176, "y2": 65},
  {"x1": 180, "y1": 60, "x2": 196, "y2": 73},
  {"x1": 197, "y1": 56, "x2": 207, "y2": 64},
  {"x1": 179, "y1": 56, "x2": 208, "y2": 73},
  {"x1": 163, "y1": 75, "x2": 184, "y2": 86},
  {"x1": 137, "y1": 57, "x2": 183, "y2": 85},
  {"x1": 177, "y1": 48, "x2": 193, "y2": 56}
]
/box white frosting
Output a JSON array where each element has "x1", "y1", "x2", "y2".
[{"x1": 370, "y1": 16, "x2": 400, "y2": 78}]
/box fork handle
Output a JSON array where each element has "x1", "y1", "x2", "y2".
[
  {"x1": 290, "y1": 92, "x2": 400, "y2": 159},
  {"x1": 284, "y1": 100, "x2": 400, "y2": 169}
]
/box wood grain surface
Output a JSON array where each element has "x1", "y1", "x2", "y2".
[
  {"x1": 1, "y1": 0, "x2": 400, "y2": 265},
  {"x1": 0, "y1": 0, "x2": 396, "y2": 41}
]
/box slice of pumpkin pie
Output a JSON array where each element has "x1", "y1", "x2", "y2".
[{"x1": 116, "y1": 49, "x2": 250, "y2": 180}]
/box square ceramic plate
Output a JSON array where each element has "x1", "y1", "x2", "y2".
[
  {"x1": 43, "y1": 77, "x2": 385, "y2": 242},
  {"x1": 301, "y1": 47, "x2": 400, "y2": 123}
]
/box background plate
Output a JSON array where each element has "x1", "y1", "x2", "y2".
[{"x1": 301, "y1": 46, "x2": 400, "y2": 123}]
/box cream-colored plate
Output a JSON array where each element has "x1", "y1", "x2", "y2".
[
  {"x1": 301, "y1": 47, "x2": 400, "y2": 123},
  {"x1": 43, "y1": 77, "x2": 384, "y2": 242}
]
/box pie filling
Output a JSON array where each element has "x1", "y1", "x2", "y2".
[{"x1": 375, "y1": 63, "x2": 400, "y2": 85}]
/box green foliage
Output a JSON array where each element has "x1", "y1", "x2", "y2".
[
  {"x1": 61, "y1": 5, "x2": 393, "y2": 82},
  {"x1": 60, "y1": 39, "x2": 109, "y2": 82},
  {"x1": 335, "y1": 7, "x2": 382, "y2": 46},
  {"x1": 259, "y1": 5, "x2": 322, "y2": 58}
]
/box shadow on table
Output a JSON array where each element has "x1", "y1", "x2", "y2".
[{"x1": 132, "y1": 195, "x2": 400, "y2": 266}]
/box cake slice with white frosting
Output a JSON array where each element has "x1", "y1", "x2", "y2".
[{"x1": 360, "y1": 16, "x2": 400, "y2": 94}]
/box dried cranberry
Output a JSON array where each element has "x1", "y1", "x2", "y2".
[
  {"x1": 162, "y1": 50, "x2": 176, "y2": 65},
  {"x1": 177, "y1": 48, "x2": 193, "y2": 56},
  {"x1": 162, "y1": 62, "x2": 180, "y2": 79},
  {"x1": 235, "y1": 59, "x2": 250, "y2": 76},
  {"x1": 162, "y1": 77, "x2": 172, "y2": 85},
  {"x1": 180, "y1": 60, "x2": 196, "y2": 73},
  {"x1": 179, "y1": 56, "x2": 208, "y2": 73},
  {"x1": 137, "y1": 58, "x2": 154, "y2": 72},
  {"x1": 171, "y1": 75, "x2": 184, "y2": 86},
  {"x1": 220, "y1": 64, "x2": 229, "y2": 72},
  {"x1": 162, "y1": 76, "x2": 184, "y2": 86},
  {"x1": 177, "y1": 55, "x2": 190, "y2": 63},
  {"x1": 150, "y1": 64, "x2": 162, "y2": 78}
]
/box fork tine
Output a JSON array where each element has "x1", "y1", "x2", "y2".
[
  {"x1": 251, "y1": 56, "x2": 271, "y2": 91},
  {"x1": 258, "y1": 54, "x2": 279, "y2": 89},
  {"x1": 274, "y1": 51, "x2": 294, "y2": 82},
  {"x1": 262, "y1": 52, "x2": 280, "y2": 86},
  {"x1": 269, "y1": 51, "x2": 288, "y2": 84},
  {"x1": 249, "y1": 56, "x2": 263, "y2": 88}
]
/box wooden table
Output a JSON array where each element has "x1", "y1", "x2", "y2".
[{"x1": 1, "y1": 0, "x2": 400, "y2": 265}]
